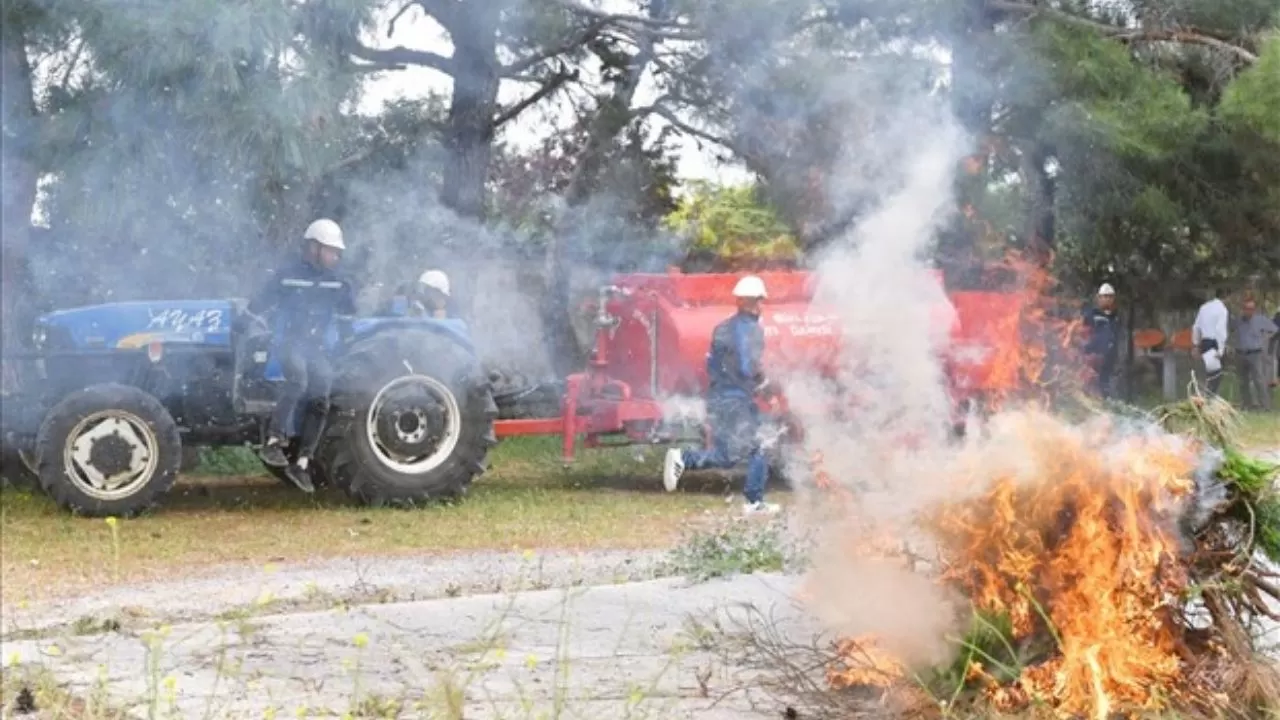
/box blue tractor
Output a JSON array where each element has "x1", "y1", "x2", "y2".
[{"x1": 0, "y1": 297, "x2": 499, "y2": 517}]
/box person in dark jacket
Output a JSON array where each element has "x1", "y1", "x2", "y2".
[
  {"x1": 1272, "y1": 308, "x2": 1280, "y2": 389},
  {"x1": 1083, "y1": 283, "x2": 1120, "y2": 399},
  {"x1": 662, "y1": 275, "x2": 779, "y2": 516},
  {"x1": 247, "y1": 218, "x2": 356, "y2": 491}
]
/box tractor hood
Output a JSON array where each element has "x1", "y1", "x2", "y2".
[{"x1": 33, "y1": 299, "x2": 238, "y2": 351}]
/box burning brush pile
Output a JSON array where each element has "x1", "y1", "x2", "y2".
[{"x1": 819, "y1": 396, "x2": 1280, "y2": 720}]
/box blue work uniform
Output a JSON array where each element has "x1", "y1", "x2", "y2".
[
  {"x1": 681, "y1": 311, "x2": 770, "y2": 504},
  {"x1": 1083, "y1": 306, "x2": 1119, "y2": 399},
  {"x1": 248, "y1": 259, "x2": 357, "y2": 452}
]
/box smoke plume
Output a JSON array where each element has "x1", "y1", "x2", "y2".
[{"x1": 773, "y1": 88, "x2": 973, "y2": 668}]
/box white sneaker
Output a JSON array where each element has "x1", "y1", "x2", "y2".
[
  {"x1": 743, "y1": 501, "x2": 781, "y2": 516},
  {"x1": 663, "y1": 448, "x2": 685, "y2": 492}
]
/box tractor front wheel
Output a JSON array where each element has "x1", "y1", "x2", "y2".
[{"x1": 35, "y1": 384, "x2": 182, "y2": 517}]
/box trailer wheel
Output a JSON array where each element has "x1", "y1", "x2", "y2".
[
  {"x1": 321, "y1": 330, "x2": 497, "y2": 506},
  {"x1": 34, "y1": 384, "x2": 182, "y2": 517}
]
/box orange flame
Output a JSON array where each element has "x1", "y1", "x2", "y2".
[
  {"x1": 928, "y1": 415, "x2": 1196, "y2": 717},
  {"x1": 817, "y1": 255, "x2": 1212, "y2": 718}
]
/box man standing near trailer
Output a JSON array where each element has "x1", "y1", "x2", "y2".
[{"x1": 662, "y1": 275, "x2": 780, "y2": 516}]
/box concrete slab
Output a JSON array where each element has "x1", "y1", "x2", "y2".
[{"x1": 2, "y1": 574, "x2": 811, "y2": 719}]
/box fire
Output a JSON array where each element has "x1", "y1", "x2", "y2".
[
  {"x1": 827, "y1": 636, "x2": 908, "y2": 689},
  {"x1": 814, "y1": 254, "x2": 1237, "y2": 718},
  {"x1": 973, "y1": 251, "x2": 1095, "y2": 412},
  {"x1": 823, "y1": 411, "x2": 1203, "y2": 717},
  {"x1": 930, "y1": 412, "x2": 1197, "y2": 717}
]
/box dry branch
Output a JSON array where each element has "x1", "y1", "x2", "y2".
[{"x1": 986, "y1": 0, "x2": 1259, "y2": 64}]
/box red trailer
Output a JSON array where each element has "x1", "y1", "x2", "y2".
[{"x1": 492, "y1": 268, "x2": 1026, "y2": 462}]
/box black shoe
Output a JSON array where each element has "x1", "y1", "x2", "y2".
[
  {"x1": 283, "y1": 463, "x2": 315, "y2": 493},
  {"x1": 258, "y1": 442, "x2": 289, "y2": 469}
]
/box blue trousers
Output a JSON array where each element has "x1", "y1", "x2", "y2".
[
  {"x1": 681, "y1": 395, "x2": 769, "y2": 504},
  {"x1": 269, "y1": 345, "x2": 334, "y2": 457}
]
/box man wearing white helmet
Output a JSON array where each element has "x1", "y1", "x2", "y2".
[
  {"x1": 247, "y1": 218, "x2": 356, "y2": 491},
  {"x1": 416, "y1": 269, "x2": 451, "y2": 319},
  {"x1": 1083, "y1": 282, "x2": 1120, "y2": 399},
  {"x1": 663, "y1": 275, "x2": 780, "y2": 516}
]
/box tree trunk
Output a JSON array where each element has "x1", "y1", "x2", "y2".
[
  {"x1": 439, "y1": 5, "x2": 501, "y2": 222},
  {"x1": 539, "y1": 1, "x2": 665, "y2": 379},
  {"x1": 947, "y1": 0, "x2": 996, "y2": 263},
  {"x1": 1, "y1": 17, "x2": 40, "y2": 345},
  {"x1": 1160, "y1": 310, "x2": 1179, "y2": 401},
  {"x1": 1123, "y1": 301, "x2": 1136, "y2": 401},
  {"x1": 1020, "y1": 143, "x2": 1056, "y2": 260}
]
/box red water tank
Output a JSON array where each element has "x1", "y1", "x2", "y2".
[
  {"x1": 603, "y1": 270, "x2": 842, "y2": 400},
  {"x1": 601, "y1": 268, "x2": 1022, "y2": 400}
]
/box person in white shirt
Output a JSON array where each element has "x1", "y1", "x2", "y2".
[{"x1": 1192, "y1": 288, "x2": 1230, "y2": 395}]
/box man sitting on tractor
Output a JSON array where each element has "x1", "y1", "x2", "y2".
[
  {"x1": 663, "y1": 275, "x2": 780, "y2": 516},
  {"x1": 248, "y1": 218, "x2": 357, "y2": 492},
  {"x1": 384, "y1": 269, "x2": 452, "y2": 319},
  {"x1": 415, "y1": 269, "x2": 452, "y2": 319}
]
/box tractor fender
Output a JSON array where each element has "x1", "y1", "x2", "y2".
[{"x1": 346, "y1": 318, "x2": 475, "y2": 355}]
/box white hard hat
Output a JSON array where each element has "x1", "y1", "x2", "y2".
[
  {"x1": 732, "y1": 275, "x2": 768, "y2": 299},
  {"x1": 304, "y1": 218, "x2": 345, "y2": 250},
  {"x1": 1097, "y1": 283, "x2": 1115, "y2": 296},
  {"x1": 418, "y1": 269, "x2": 450, "y2": 297}
]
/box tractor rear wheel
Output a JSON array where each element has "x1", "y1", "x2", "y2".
[
  {"x1": 320, "y1": 330, "x2": 497, "y2": 506},
  {"x1": 34, "y1": 384, "x2": 182, "y2": 517}
]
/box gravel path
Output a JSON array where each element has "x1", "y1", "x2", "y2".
[{"x1": 2, "y1": 549, "x2": 674, "y2": 640}]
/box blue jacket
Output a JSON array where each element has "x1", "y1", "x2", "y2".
[
  {"x1": 248, "y1": 259, "x2": 356, "y2": 350},
  {"x1": 1083, "y1": 306, "x2": 1119, "y2": 363},
  {"x1": 706, "y1": 312, "x2": 765, "y2": 398}
]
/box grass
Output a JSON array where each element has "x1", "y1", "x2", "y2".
[
  {"x1": 1128, "y1": 369, "x2": 1279, "y2": 451},
  {"x1": 1238, "y1": 411, "x2": 1280, "y2": 451},
  {"x1": 0, "y1": 437, "x2": 754, "y2": 605},
  {"x1": 664, "y1": 518, "x2": 797, "y2": 583}
]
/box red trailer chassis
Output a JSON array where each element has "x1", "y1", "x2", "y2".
[{"x1": 491, "y1": 269, "x2": 1025, "y2": 463}]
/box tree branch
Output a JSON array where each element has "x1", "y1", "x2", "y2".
[
  {"x1": 493, "y1": 69, "x2": 577, "y2": 128},
  {"x1": 502, "y1": 18, "x2": 608, "y2": 77},
  {"x1": 346, "y1": 40, "x2": 455, "y2": 75},
  {"x1": 387, "y1": 1, "x2": 418, "y2": 38},
  {"x1": 633, "y1": 99, "x2": 741, "y2": 156},
  {"x1": 549, "y1": 0, "x2": 689, "y2": 30},
  {"x1": 412, "y1": 0, "x2": 459, "y2": 35},
  {"x1": 985, "y1": 0, "x2": 1259, "y2": 64}
]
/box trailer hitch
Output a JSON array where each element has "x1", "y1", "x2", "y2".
[{"x1": 594, "y1": 285, "x2": 629, "y2": 331}]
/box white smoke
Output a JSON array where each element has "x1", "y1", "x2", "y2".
[
  {"x1": 659, "y1": 394, "x2": 708, "y2": 427},
  {"x1": 777, "y1": 97, "x2": 973, "y2": 669}
]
